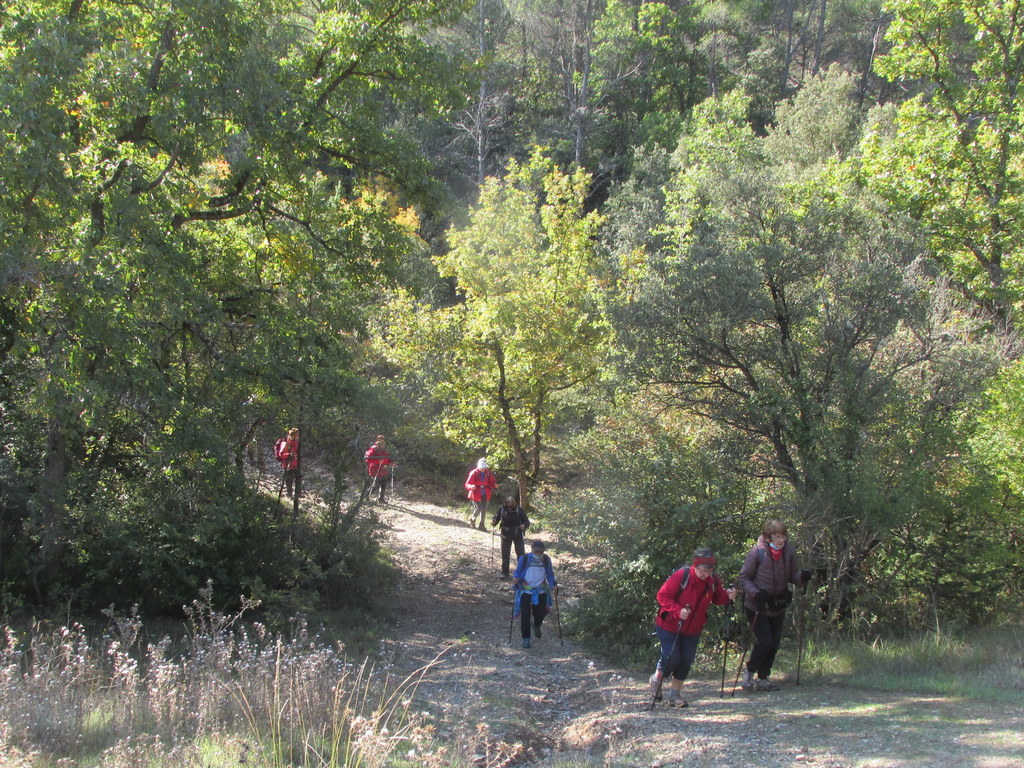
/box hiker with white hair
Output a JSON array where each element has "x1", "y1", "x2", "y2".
[{"x1": 464, "y1": 457, "x2": 497, "y2": 530}]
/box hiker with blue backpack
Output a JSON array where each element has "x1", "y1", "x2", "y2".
[
  {"x1": 737, "y1": 519, "x2": 812, "y2": 692},
  {"x1": 512, "y1": 540, "x2": 558, "y2": 648},
  {"x1": 649, "y1": 548, "x2": 736, "y2": 707}
]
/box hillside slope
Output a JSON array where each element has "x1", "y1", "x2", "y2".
[{"x1": 376, "y1": 496, "x2": 1023, "y2": 768}]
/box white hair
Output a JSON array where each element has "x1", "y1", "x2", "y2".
[{"x1": 477, "y1": 458, "x2": 488, "y2": 469}]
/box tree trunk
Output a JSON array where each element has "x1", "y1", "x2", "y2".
[
  {"x1": 493, "y1": 343, "x2": 531, "y2": 510},
  {"x1": 36, "y1": 414, "x2": 70, "y2": 599},
  {"x1": 476, "y1": 0, "x2": 488, "y2": 185},
  {"x1": 812, "y1": 0, "x2": 827, "y2": 76},
  {"x1": 857, "y1": 18, "x2": 885, "y2": 106},
  {"x1": 779, "y1": 0, "x2": 797, "y2": 96}
]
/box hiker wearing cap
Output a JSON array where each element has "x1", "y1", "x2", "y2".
[
  {"x1": 649, "y1": 548, "x2": 736, "y2": 707},
  {"x1": 492, "y1": 496, "x2": 530, "y2": 577},
  {"x1": 464, "y1": 458, "x2": 497, "y2": 530},
  {"x1": 364, "y1": 435, "x2": 393, "y2": 503},
  {"x1": 737, "y1": 519, "x2": 812, "y2": 692},
  {"x1": 513, "y1": 540, "x2": 558, "y2": 648}
]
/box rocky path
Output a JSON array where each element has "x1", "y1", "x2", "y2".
[{"x1": 376, "y1": 496, "x2": 1024, "y2": 768}]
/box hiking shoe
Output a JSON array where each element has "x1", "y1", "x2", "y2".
[
  {"x1": 648, "y1": 673, "x2": 663, "y2": 701},
  {"x1": 754, "y1": 678, "x2": 779, "y2": 691},
  {"x1": 739, "y1": 669, "x2": 754, "y2": 691},
  {"x1": 533, "y1": 623, "x2": 542, "y2": 639},
  {"x1": 521, "y1": 638, "x2": 531, "y2": 649},
  {"x1": 666, "y1": 690, "x2": 688, "y2": 708}
]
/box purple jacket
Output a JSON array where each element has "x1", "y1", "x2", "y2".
[{"x1": 738, "y1": 536, "x2": 805, "y2": 615}]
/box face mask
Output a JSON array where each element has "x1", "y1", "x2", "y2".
[{"x1": 769, "y1": 541, "x2": 783, "y2": 550}]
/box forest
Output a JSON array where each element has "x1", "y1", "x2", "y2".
[{"x1": 1, "y1": 0, "x2": 1022, "y2": 647}]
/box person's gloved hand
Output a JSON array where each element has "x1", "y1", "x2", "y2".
[{"x1": 754, "y1": 590, "x2": 769, "y2": 609}]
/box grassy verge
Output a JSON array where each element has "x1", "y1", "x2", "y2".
[
  {"x1": 0, "y1": 590, "x2": 448, "y2": 768},
  {"x1": 791, "y1": 625, "x2": 1024, "y2": 703}
]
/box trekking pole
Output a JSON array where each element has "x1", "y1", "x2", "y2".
[
  {"x1": 554, "y1": 589, "x2": 563, "y2": 647},
  {"x1": 796, "y1": 578, "x2": 810, "y2": 685},
  {"x1": 719, "y1": 600, "x2": 735, "y2": 698},
  {"x1": 731, "y1": 611, "x2": 760, "y2": 697},
  {"x1": 490, "y1": 529, "x2": 496, "y2": 567},
  {"x1": 509, "y1": 587, "x2": 517, "y2": 644},
  {"x1": 650, "y1": 617, "x2": 684, "y2": 711},
  {"x1": 276, "y1": 472, "x2": 285, "y2": 504}
]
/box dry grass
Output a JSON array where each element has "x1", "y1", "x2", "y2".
[{"x1": 0, "y1": 584, "x2": 449, "y2": 768}]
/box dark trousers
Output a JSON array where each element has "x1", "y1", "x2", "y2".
[
  {"x1": 370, "y1": 472, "x2": 388, "y2": 501},
  {"x1": 500, "y1": 532, "x2": 525, "y2": 574},
  {"x1": 284, "y1": 468, "x2": 300, "y2": 498},
  {"x1": 655, "y1": 626, "x2": 701, "y2": 681},
  {"x1": 519, "y1": 592, "x2": 548, "y2": 638},
  {"x1": 745, "y1": 608, "x2": 786, "y2": 679}
]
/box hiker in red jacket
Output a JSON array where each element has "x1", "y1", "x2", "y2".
[
  {"x1": 464, "y1": 458, "x2": 497, "y2": 530},
  {"x1": 364, "y1": 435, "x2": 393, "y2": 503},
  {"x1": 649, "y1": 548, "x2": 736, "y2": 707},
  {"x1": 276, "y1": 428, "x2": 301, "y2": 499}
]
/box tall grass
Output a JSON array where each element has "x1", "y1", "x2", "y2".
[
  {"x1": 0, "y1": 585, "x2": 446, "y2": 767},
  {"x1": 794, "y1": 625, "x2": 1024, "y2": 702}
]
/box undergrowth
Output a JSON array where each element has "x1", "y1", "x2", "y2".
[{"x1": 0, "y1": 584, "x2": 452, "y2": 768}]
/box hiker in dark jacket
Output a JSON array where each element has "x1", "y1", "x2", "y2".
[
  {"x1": 737, "y1": 519, "x2": 811, "y2": 691},
  {"x1": 492, "y1": 496, "x2": 529, "y2": 577},
  {"x1": 649, "y1": 548, "x2": 736, "y2": 707},
  {"x1": 513, "y1": 540, "x2": 557, "y2": 649}
]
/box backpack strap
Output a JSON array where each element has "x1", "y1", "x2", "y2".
[{"x1": 674, "y1": 566, "x2": 691, "y2": 602}]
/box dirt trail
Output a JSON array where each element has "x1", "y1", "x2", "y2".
[{"x1": 376, "y1": 496, "x2": 1024, "y2": 768}]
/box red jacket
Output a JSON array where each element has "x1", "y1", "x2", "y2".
[
  {"x1": 465, "y1": 467, "x2": 497, "y2": 502},
  {"x1": 654, "y1": 567, "x2": 732, "y2": 635},
  {"x1": 278, "y1": 437, "x2": 300, "y2": 471},
  {"x1": 364, "y1": 444, "x2": 392, "y2": 477}
]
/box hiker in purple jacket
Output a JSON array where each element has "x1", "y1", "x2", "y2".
[{"x1": 737, "y1": 519, "x2": 811, "y2": 691}]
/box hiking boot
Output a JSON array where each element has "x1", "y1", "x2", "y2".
[
  {"x1": 521, "y1": 638, "x2": 531, "y2": 649},
  {"x1": 648, "y1": 673, "x2": 663, "y2": 701},
  {"x1": 754, "y1": 678, "x2": 779, "y2": 692},
  {"x1": 666, "y1": 690, "x2": 688, "y2": 708},
  {"x1": 533, "y1": 623, "x2": 542, "y2": 639},
  {"x1": 739, "y1": 669, "x2": 754, "y2": 690}
]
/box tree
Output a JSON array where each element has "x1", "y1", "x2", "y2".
[
  {"x1": 0, "y1": 0, "x2": 462, "y2": 609},
  {"x1": 612, "y1": 79, "x2": 983, "y2": 620},
  {"x1": 384, "y1": 150, "x2": 609, "y2": 506},
  {"x1": 864, "y1": 0, "x2": 1024, "y2": 340}
]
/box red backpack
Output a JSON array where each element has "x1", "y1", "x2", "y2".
[{"x1": 274, "y1": 437, "x2": 288, "y2": 463}]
